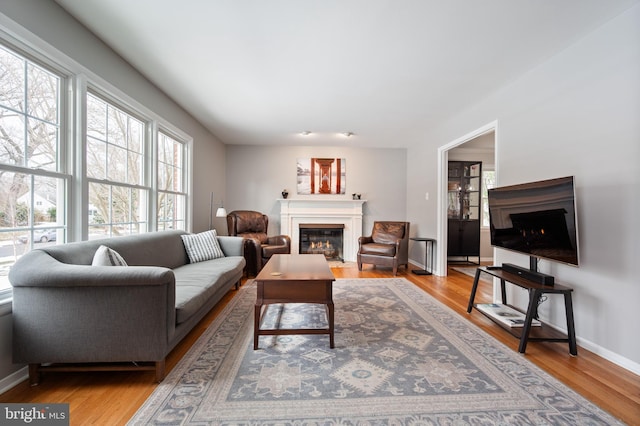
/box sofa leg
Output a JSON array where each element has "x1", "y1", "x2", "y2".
[
  {"x1": 28, "y1": 363, "x2": 41, "y2": 386},
  {"x1": 155, "y1": 360, "x2": 165, "y2": 383}
]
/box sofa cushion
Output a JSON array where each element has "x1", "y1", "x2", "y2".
[
  {"x1": 372, "y1": 222, "x2": 405, "y2": 244},
  {"x1": 91, "y1": 245, "x2": 128, "y2": 266},
  {"x1": 173, "y1": 256, "x2": 245, "y2": 324},
  {"x1": 181, "y1": 230, "x2": 225, "y2": 263},
  {"x1": 236, "y1": 211, "x2": 267, "y2": 234},
  {"x1": 359, "y1": 242, "x2": 397, "y2": 257}
]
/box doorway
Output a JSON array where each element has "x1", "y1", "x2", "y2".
[{"x1": 436, "y1": 122, "x2": 497, "y2": 276}]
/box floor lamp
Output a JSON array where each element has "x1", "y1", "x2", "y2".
[{"x1": 209, "y1": 192, "x2": 227, "y2": 230}]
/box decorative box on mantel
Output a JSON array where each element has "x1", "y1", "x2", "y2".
[{"x1": 279, "y1": 199, "x2": 366, "y2": 262}]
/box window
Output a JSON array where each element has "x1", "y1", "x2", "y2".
[
  {"x1": 157, "y1": 131, "x2": 187, "y2": 231},
  {"x1": 0, "y1": 35, "x2": 191, "y2": 302},
  {"x1": 86, "y1": 92, "x2": 148, "y2": 237},
  {"x1": 0, "y1": 44, "x2": 68, "y2": 295},
  {"x1": 481, "y1": 170, "x2": 496, "y2": 227}
]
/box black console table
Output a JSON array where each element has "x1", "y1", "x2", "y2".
[
  {"x1": 467, "y1": 266, "x2": 577, "y2": 356},
  {"x1": 410, "y1": 237, "x2": 435, "y2": 275}
]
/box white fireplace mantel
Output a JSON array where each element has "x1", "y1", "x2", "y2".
[{"x1": 279, "y1": 199, "x2": 366, "y2": 262}]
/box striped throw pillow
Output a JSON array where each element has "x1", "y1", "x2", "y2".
[
  {"x1": 181, "y1": 230, "x2": 225, "y2": 263},
  {"x1": 92, "y1": 245, "x2": 128, "y2": 266}
]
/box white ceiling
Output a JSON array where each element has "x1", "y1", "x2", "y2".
[{"x1": 54, "y1": 0, "x2": 637, "y2": 148}]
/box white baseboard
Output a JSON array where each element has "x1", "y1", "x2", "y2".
[
  {"x1": 0, "y1": 366, "x2": 27, "y2": 395},
  {"x1": 538, "y1": 321, "x2": 640, "y2": 376},
  {"x1": 576, "y1": 337, "x2": 640, "y2": 376}
]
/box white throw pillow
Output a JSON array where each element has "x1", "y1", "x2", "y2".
[
  {"x1": 92, "y1": 245, "x2": 128, "y2": 266},
  {"x1": 181, "y1": 229, "x2": 225, "y2": 263}
]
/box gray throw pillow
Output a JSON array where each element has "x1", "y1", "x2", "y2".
[
  {"x1": 92, "y1": 245, "x2": 128, "y2": 266},
  {"x1": 181, "y1": 229, "x2": 225, "y2": 263}
]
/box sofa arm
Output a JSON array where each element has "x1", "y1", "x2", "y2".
[
  {"x1": 217, "y1": 236, "x2": 244, "y2": 257},
  {"x1": 241, "y1": 237, "x2": 261, "y2": 277},
  {"x1": 266, "y1": 235, "x2": 291, "y2": 249},
  {"x1": 358, "y1": 236, "x2": 374, "y2": 248},
  {"x1": 263, "y1": 235, "x2": 291, "y2": 259},
  {"x1": 10, "y1": 250, "x2": 177, "y2": 365}
]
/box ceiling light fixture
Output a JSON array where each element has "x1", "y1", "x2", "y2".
[
  {"x1": 301, "y1": 131, "x2": 311, "y2": 136},
  {"x1": 342, "y1": 132, "x2": 354, "y2": 138}
]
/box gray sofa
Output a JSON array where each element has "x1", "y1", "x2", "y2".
[{"x1": 9, "y1": 230, "x2": 245, "y2": 384}]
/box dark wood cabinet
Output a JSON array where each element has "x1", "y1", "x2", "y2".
[{"x1": 447, "y1": 161, "x2": 481, "y2": 263}]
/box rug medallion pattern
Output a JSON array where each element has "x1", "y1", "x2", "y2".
[{"x1": 129, "y1": 278, "x2": 622, "y2": 425}]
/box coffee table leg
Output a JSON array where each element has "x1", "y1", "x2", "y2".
[
  {"x1": 254, "y1": 304, "x2": 261, "y2": 350},
  {"x1": 327, "y1": 302, "x2": 335, "y2": 348}
]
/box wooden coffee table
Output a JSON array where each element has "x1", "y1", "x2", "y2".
[{"x1": 254, "y1": 254, "x2": 335, "y2": 350}]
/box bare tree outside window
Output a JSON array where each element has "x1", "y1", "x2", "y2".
[
  {"x1": 482, "y1": 170, "x2": 496, "y2": 227},
  {"x1": 157, "y1": 132, "x2": 186, "y2": 231},
  {"x1": 86, "y1": 93, "x2": 147, "y2": 237},
  {"x1": 0, "y1": 44, "x2": 65, "y2": 293}
]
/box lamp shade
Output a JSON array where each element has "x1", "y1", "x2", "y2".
[{"x1": 215, "y1": 207, "x2": 227, "y2": 217}]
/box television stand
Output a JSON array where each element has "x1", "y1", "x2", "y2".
[{"x1": 467, "y1": 266, "x2": 577, "y2": 356}]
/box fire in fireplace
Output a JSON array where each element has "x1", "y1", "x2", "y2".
[{"x1": 299, "y1": 224, "x2": 344, "y2": 261}]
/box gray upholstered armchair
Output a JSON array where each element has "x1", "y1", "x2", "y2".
[
  {"x1": 226, "y1": 210, "x2": 291, "y2": 276},
  {"x1": 357, "y1": 221, "x2": 410, "y2": 276}
]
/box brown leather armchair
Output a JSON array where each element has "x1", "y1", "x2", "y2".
[
  {"x1": 357, "y1": 221, "x2": 410, "y2": 276},
  {"x1": 226, "y1": 210, "x2": 291, "y2": 276}
]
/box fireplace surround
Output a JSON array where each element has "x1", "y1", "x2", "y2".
[{"x1": 279, "y1": 199, "x2": 365, "y2": 262}]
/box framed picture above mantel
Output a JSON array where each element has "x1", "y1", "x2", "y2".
[{"x1": 297, "y1": 158, "x2": 346, "y2": 195}]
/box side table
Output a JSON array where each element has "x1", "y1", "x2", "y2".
[
  {"x1": 467, "y1": 266, "x2": 577, "y2": 355},
  {"x1": 410, "y1": 237, "x2": 435, "y2": 275}
]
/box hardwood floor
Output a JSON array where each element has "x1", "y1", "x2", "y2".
[{"x1": 1, "y1": 263, "x2": 639, "y2": 425}]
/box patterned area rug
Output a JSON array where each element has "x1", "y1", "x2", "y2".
[{"x1": 128, "y1": 278, "x2": 622, "y2": 425}]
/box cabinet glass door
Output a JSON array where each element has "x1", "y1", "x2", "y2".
[{"x1": 447, "y1": 160, "x2": 482, "y2": 262}]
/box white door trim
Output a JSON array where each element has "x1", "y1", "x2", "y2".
[{"x1": 436, "y1": 120, "x2": 498, "y2": 276}]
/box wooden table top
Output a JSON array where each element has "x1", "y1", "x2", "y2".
[{"x1": 256, "y1": 254, "x2": 334, "y2": 282}]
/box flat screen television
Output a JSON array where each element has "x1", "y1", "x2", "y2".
[{"x1": 488, "y1": 176, "x2": 579, "y2": 267}]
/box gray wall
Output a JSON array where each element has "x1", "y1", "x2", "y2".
[
  {"x1": 407, "y1": 4, "x2": 640, "y2": 372},
  {"x1": 224, "y1": 145, "x2": 407, "y2": 237}
]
